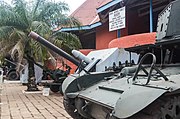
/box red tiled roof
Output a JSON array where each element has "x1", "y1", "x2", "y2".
[
  {"x1": 71, "y1": 0, "x2": 112, "y2": 25},
  {"x1": 108, "y1": 32, "x2": 156, "y2": 48}
]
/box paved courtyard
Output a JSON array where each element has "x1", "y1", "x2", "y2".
[{"x1": 0, "y1": 82, "x2": 72, "y2": 119}]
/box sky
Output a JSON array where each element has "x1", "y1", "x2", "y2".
[{"x1": 5, "y1": 0, "x2": 86, "y2": 15}]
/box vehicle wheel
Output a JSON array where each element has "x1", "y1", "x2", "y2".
[
  {"x1": 128, "y1": 96, "x2": 180, "y2": 119},
  {"x1": 63, "y1": 97, "x2": 86, "y2": 119},
  {"x1": 50, "y1": 85, "x2": 60, "y2": 92},
  {"x1": 7, "y1": 71, "x2": 19, "y2": 80},
  {"x1": 59, "y1": 84, "x2": 63, "y2": 95}
]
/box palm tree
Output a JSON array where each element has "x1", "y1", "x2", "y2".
[{"x1": 0, "y1": 0, "x2": 82, "y2": 91}]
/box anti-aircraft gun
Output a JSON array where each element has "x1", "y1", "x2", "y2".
[
  {"x1": 58, "y1": 0, "x2": 180, "y2": 119},
  {"x1": 29, "y1": 31, "x2": 137, "y2": 94}
]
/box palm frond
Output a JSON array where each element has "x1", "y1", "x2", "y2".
[
  {"x1": 0, "y1": 26, "x2": 14, "y2": 39},
  {"x1": 30, "y1": 39, "x2": 49, "y2": 63},
  {"x1": 33, "y1": 1, "x2": 70, "y2": 28},
  {"x1": 11, "y1": 40, "x2": 25, "y2": 71},
  {"x1": 0, "y1": 4, "x2": 28, "y2": 29},
  {"x1": 32, "y1": 0, "x2": 46, "y2": 16},
  {"x1": 31, "y1": 21, "x2": 51, "y2": 38},
  {"x1": 12, "y1": 0, "x2": 29, "y2": 27},
  {"x1": 0, "y1": 26, "x2": 27, "y2": 43},
  {"x1": 0, "y1": 0, "x2": 82, "y2": 67},
  {"x1": 51, "y1": 32, "x2": 82, "y2": 53},
  {"x1": 0, "y1": 1, "x2": 12, "y2": 9},
  {"x1": 39, "y1": 1, "x2": 69, "y2": 17},
  {"x1": 11, "y1": 40, "x2": 24, "y2": 61},
  {"x1": 13, "y1": 29, "x2": 28, "y2": 42},
  {"x1": 56, "y1": 15, "x2": 81, "y2": 28},
  {"x1": 0, "y1": 40, "x2": 17, "y2": 60},
  {"x1": 0, "y1": 25, "x2": 27, "y2": 62}
]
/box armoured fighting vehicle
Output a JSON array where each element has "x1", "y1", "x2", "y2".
[
  {"x1": 29, "y1": 0, "x2": 180, "y2": 118},
  {"x1": 60, "y1": 1, "x2": 180, "y2": 119}
]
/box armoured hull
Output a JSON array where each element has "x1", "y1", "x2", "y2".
[
  {"x1": 63, "y1": 65, "x2": 180, "y2": 119},
  {"x1": 63, "y1": 1, "x2": 180, "y2": 118}
]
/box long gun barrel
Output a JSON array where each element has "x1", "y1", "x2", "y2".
[{"x1": 28, "y1": 31, "x2": 80, "y2": 66}]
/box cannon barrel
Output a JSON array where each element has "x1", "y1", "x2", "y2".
[{"x1": 29, "y1": 31, "x2": 80, "y2": 66}]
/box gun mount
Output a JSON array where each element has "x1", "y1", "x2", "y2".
[
  {"x1": 28, "y1": 58, "x2": 71, "y2": 93},
  {"x1": 29, "y1": 32, "x2": 132, "y2": 94},
  {"x1": 29, "y1": 31, "x2": 138, "y2": 74}
]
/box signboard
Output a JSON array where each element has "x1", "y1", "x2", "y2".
[{"x1": 109, "y1": 7, "x2": 126, "y2": 32}]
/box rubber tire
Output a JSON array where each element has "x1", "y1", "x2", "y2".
[
  {"x1": 59, "y1": 84, "x2": 63, "y2": 95},
  {"x1": 7, "y1": 71, "x2": 19, "y2": 80},
  {"x1": 50, "y1": 85, "x2": 60, "y2": 93}
]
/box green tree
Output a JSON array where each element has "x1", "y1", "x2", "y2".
[{"x1": 0, "y1": 0, "x2": 82, "y2": 91}]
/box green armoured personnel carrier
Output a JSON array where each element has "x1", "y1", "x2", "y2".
[
  {"x1": 61, "y1": 0, "x2": 180, "y2": 119},
  {"x1": 29, "y1": 0, "x2": 180, "y2": 118}
]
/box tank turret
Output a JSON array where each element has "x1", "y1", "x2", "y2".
[{"x1": 156, "y1": 0, "x2": 180, "y2": 40}]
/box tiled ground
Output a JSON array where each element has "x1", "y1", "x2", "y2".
[{"x1": 0, "y1": 82, "x2": 72, "y2": 119}]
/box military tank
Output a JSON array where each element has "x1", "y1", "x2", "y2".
[
  {"x1": 29, "y1": 1, "x2": 180, "y2": 118},
  {"x1": 60, "y1": 0, "x2": 180, "y2": 119}
]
